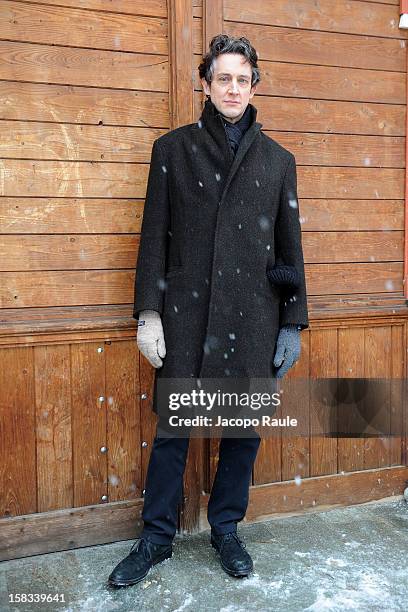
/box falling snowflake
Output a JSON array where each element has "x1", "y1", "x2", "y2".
[
  {"x1": 255, "y1": 179, "x2": 260, "y2": 187},
  {"x1": 229, "y1": 333, "x2": 236, "y2": 340},
  {"x1": 294, "y1": 475, "x2": 302, "y2": 486},
  {"x1": 192, "y1": 291, "x2": 199, "y2": 298},
  {"x1": 161, "y1": 165, "x2": 167, "y2": 173},
  {"x1": 385, "y1": 280, "x2": 394, "y2": 290},
  {"x1": 198, "y1": 181, "x2": 203, "y2": 187},
  {"x1": 215, "y1": 173, "x2": 221, "y2": 181},
  {"x1": 197, "y1": 119, "x2": 202, "y2": 128},
  {"x1": 289, "y1": 198, "x2": 298, "y2": 209},
  {"x1": 206, "y1": 335, "x2": 219, "y2": 350},
  {"x1": 258, "y1": 215, "x2": 270, "y2": 231}
]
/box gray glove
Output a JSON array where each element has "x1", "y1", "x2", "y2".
[
  {"x1": 273, "y1": 324, "x2": 301, "y2": 378},
  {"x1": 137, "y1": 309, "x2": 166, "y2": 368}
]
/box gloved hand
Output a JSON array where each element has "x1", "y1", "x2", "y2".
[
  {"x1": 137, "y1": 309, "x2": 166, "y2": 368},
  {"x1": 273, "y1": 324, "x2": 301, "y2": 378}
]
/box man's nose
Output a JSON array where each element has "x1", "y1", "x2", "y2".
[{"x1": 229, "y1": 80, "x2": 239, "y2": 93}]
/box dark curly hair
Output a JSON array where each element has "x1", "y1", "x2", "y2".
[{"x1": 198, "y1": 34, "x2": 260, "y2": 91}]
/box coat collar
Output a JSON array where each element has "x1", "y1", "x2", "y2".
[
  {"x1": 199, "y1": 97, "x2": 263, "y2": 205},
  {"x1": 200, "y1": 97, "x2": 262, "y2": 158}
]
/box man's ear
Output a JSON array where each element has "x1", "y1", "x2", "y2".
[
  {"x1": 201, "y1": 78, "x2": 211, "y2": 97},
  {"x1": 249, "y1": 84, "x2": 257, "y2": 99}
]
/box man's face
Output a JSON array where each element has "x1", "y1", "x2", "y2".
[{"x1": 201, "y1": 53, "x2": 257, "y2": 124}]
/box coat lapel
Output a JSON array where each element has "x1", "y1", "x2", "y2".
[{"x1": 200, "y1": 98, "x2": 263, "y2": 206}]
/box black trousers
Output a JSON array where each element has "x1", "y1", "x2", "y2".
[{"x1": 140, "y1": 421, "x2": 261, "y2": 545}]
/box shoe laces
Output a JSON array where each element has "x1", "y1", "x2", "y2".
[
  {"x1": 129, "y1": 538, "x2": 152, "y2": 562},
  {"x1": 218, "y1": 532, "x2": 246, "y2": 553}
]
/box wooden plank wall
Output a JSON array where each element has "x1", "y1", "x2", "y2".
[
  {"x1": 0, "y1": 340, "x2": 142, "y2": 517},
  {"x1": 0, "y1": 0, "x2": 171, "y2": 517},
  {"x1": 0, "y1": 0, "x2": 169, "y2": 313},
  {"x1": 193, "y1": 0, "x2": 408, "y2": 309}
]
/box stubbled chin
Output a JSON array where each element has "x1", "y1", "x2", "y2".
[{"x1": 222, "y1": 105, "x2": 241, "y2": 113}]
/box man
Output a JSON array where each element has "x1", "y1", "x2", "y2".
[{"x1": 108, "y1": 34, "x2": 309, "y2": 588}]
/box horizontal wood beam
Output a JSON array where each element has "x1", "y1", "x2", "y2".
[
  {"x1": 199, "y1": 465, "x2": 408, "y2": 530},
  {"x1": 0, "y1": 499, "x2": 144, "y2": 562},
  {"x1": 1, "y1": 295, "x2": 408, "y2": 345}
]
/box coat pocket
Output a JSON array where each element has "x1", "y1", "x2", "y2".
[{"x1": 266, "y1": 260, "x2": 300, "y2": 293}]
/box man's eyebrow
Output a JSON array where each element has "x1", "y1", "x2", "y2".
[{"x1": 216, "y1": 73, "x2": 251, "y2": 78}]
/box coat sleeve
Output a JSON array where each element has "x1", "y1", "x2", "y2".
[
  {"x1": 133, "y1": 139, "x2": 169, "y2": 320},
  {"x1": 274, "y1": 153, "x2": 309, "y2": 330}
]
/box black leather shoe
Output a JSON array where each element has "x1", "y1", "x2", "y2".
[
  {"x1": 211, "y1": 531, "x2": 253, "y2": 577},
  {"x1": 108, "y1": 538, "x2": 173, "y2": 587}
]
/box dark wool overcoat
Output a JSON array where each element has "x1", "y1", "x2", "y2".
[{"x1": 133, "y1": 98, "x2": 309, "y2": 414}]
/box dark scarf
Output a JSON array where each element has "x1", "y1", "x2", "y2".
[{"x1": 205, "y1": 98, "x2": 255, "y2": 156}]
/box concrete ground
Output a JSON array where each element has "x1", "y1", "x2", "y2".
[{"x1": 1, "y1": 497, "x2": 408, "y2": 612}]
